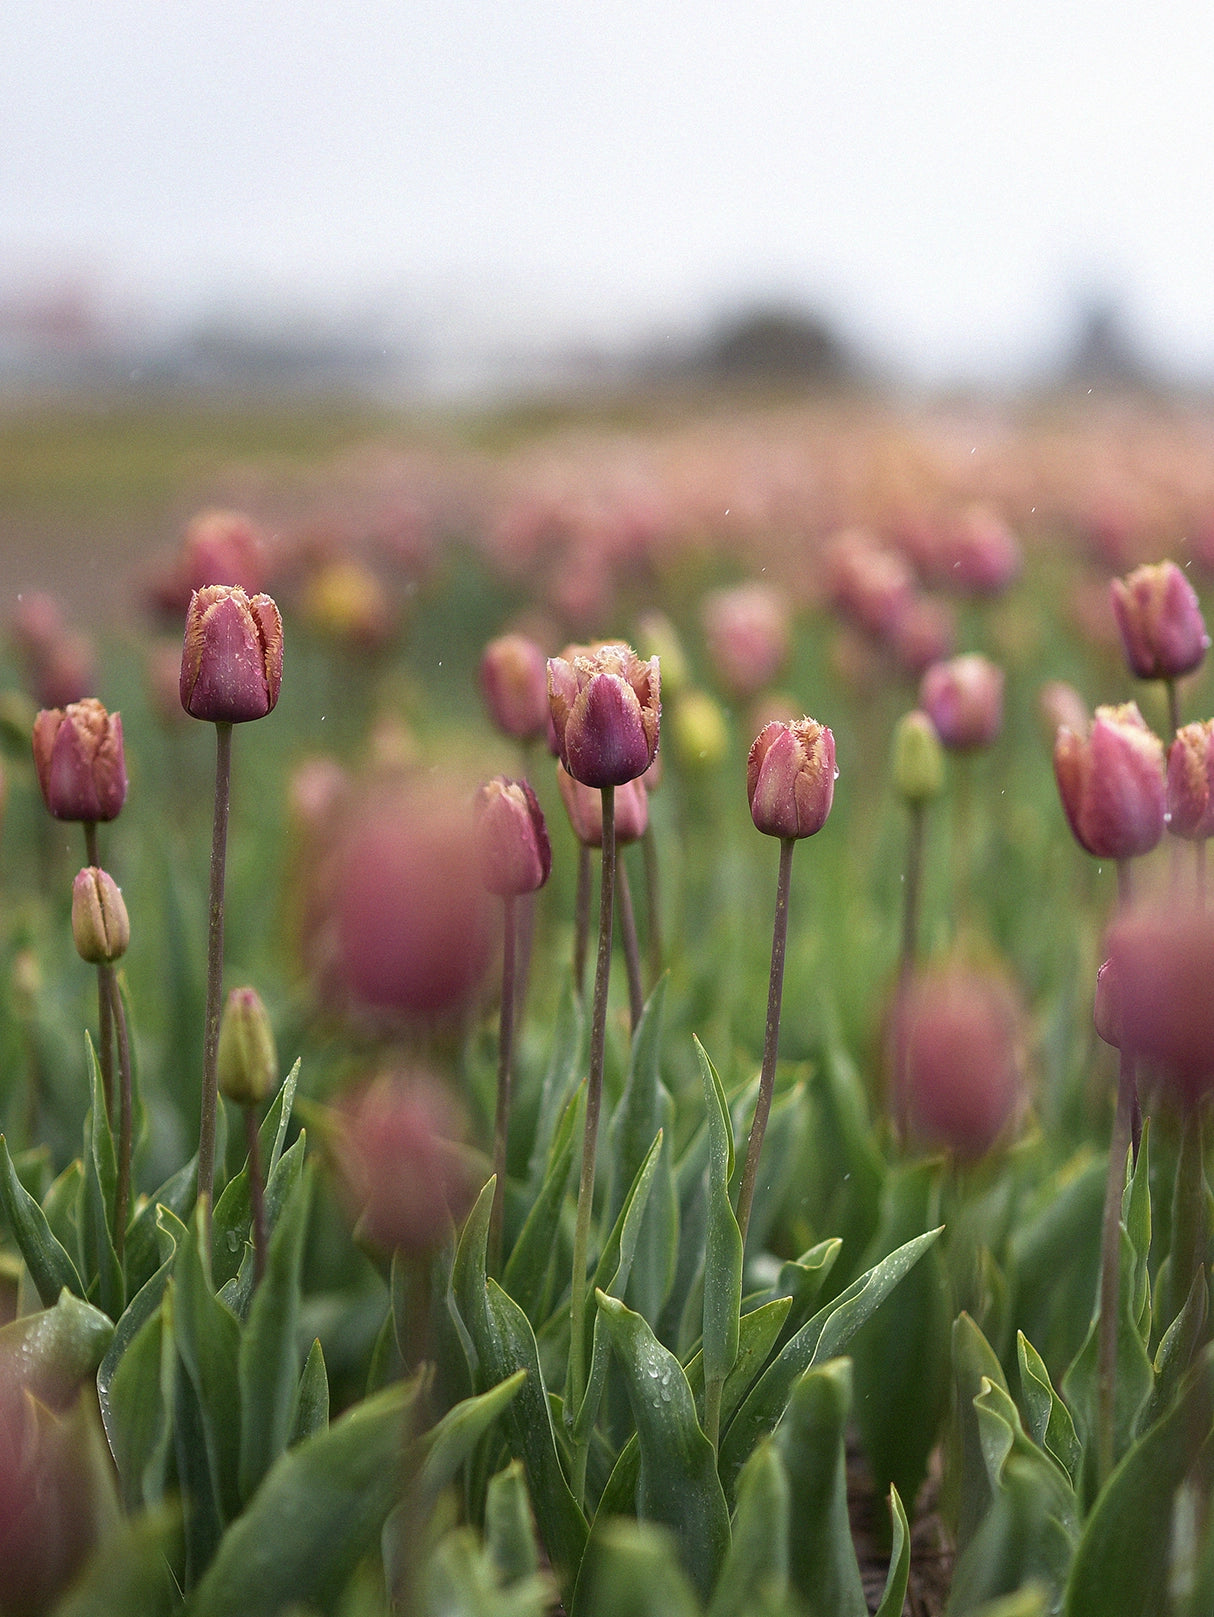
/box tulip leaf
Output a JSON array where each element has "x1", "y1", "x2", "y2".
[
  {"x1": 419, "y1": 1370, "x2": 528, "y2": 1504},
  {"x1": 50, "y1": 1503, "x2": 182, "y2": 1617},
  {"x1": 80, "y1": 1036, "x2": 124, "y2": 1318},
  {"x1": 186, "y1": 1378, "x2": 419, "y2": 1617},
  {"x1": 719, "y1": 1225, "x2": 941, "y2": 1499},
  {"x1": 765, "y1": 1237, "x2": 842, "y2": 1342},
  {"x1": 698, "y1": 1038, "x2": 742, "y2": 1395},
  {"x1": 596, "y1": 1289, "x2": 731, "y2": 1601},
  {"x1": 172, "y1": 1203, "x2": 242, "y2": 1525},
  {"x1": 219, "y1": 1129, "x2": 307, "y2": 1321},
  {"x1": 98, "y1": 1251, "x2": 176, "y2": 1458},
  {"x1": 289, "y1": 1337, "x2": 329, "y2": 1446},
  {"x1": 0, "y1": 1132, "x2": 85, "y2": 1306},
  {"x1": 505, "y1": 1082, "x2": 581, "y2": 1324},
  {"x1": 210, "y1": 1059, "x2": 300, "y2": 1291},
  {"x1": 123, "y1": 1156, "x2": 197, "y2": 1298},
  {"x1": 526, "y1": 979, "x2": 587, "y2": 1181},
  {"x1": 103, "y1": 1293, "x2": 176, "y2": 1512},
  {"x1": 774, "y1": 1359, "x2": 868, "y2": 1617},
  {"x1": 707, "y1": 1441, "x2": 790, "y2": 1617},
  {"x1": 572, "y1": 1520, "x2": 703, "y2": 1617},
  {"x1": 0, "y1": 1287, "x2": 113, "y2": 1405},
  {"x1": 873, "y1": 1485, "x2": 912, "y2": 1617},
  {"x1": 1017, "y1": 1331, "x2": 1082, "y2": 1490},
  {"x1": 485, "y1": 1460, "x2": 543, "y2": 1585},
  {"x1": 238, "y1": 1162, "x2": 313, "y2": 1500}
]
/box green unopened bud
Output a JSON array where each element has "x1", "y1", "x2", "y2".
[
  {"x1": 671, "y1": 688, "x2": 729, "y2": 769},
  {"x1": 71, "y1": 867, "x2": 130, "y2": 963},
  {"x1": 217, "y1": 987, "x2": 278, "y2": 1107},
  {"x1": 893, "y1": 710, "x2": 944, "y2": 804}
]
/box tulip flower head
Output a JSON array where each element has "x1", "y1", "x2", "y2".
[
  {"x1": 1107, "y1": 900, "x2": 1214, "y2": 1107},
  {"x1": 1054, "y1": 703, "x2": 1166, "y2": 860},
  {"x1": 216, "y1": 986, "x2": 279, "y2": 1108},
  {"x1": 1166, "y1": 720, "x2": 1214, "y2": 841},
  {"x1": 71, "y1": 867, "x2": 130, "y2": 964},
  {"x1": 479, "y1": 633, "x2": 551, "y2": 742},
  {"x1": 474, "y1": 776, "x2": 552, "y2": 896},
  {"x1": 701, "y1": 581, "x2": 790, "y2": 700},
  {"x1": 919, "y1": 654, "x2": 1004, "y2": 752},
  {"x1": 892, "y1": 710, "x2": 944, "y2": 806},
  {"x1": 548, "y1": 642, "x2": 660, "y2": 788},
  {"x1": 747, "y1": 717, "x2": 837, "y2": 840},
  {"x1": 1110, "y1": 560, "x2": 1209, "y2": 682},
  {"x1": 32, "y1": 699, "x2": 127, "y2": 823},
  {"x1": 557, "y1": 763, "x2": 649, "y2": 848},
  {"x1": 180, "y1": 585, "x2": 283, "y2": 723}
]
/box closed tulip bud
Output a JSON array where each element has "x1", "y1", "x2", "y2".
[
  {"x1": 32, "y1": 699, "x2": 127, "y2": 822},
  {"x1": 1108, "y1": 901, "x2": 1214, "y2": 1106},
  {"x1": 892, "y1": 964, "x2": 1024, "y2": 1158},
  {"x1": 479, "y1": 633, "x2": 550, "y2": 741},
  {"x1": 474, "y1": 777, "x2": 552, "y2": 896},
  {"x1": 1037, "y1": 680, "x2": 1089, "y2": 751},
  {"x1": 301, "y1": 558, "x2": 393, "y2": 648},
  {"x1": 1054, "y1": 703, "x2": 1166, "y2": 860},
  {"x1": 670, "y1": 688, "x2": 729, "y2": 769},
  {"x1": 216, "y1": 987, "x2": 278, "y2": 1107},
  {"x1": 919, "y1": 654, "x2": 1004, "y2": 751},
  {"x1": 1111, "y1": 560, "x2": 1209, "y2": 681},
  {"x1": 702, "y1": 582, "x2": 790, "y2": 700},
  {"x1": 548, "y1": 642, "x2": 660, "y2": 788},
  {"x1": 747, "y1": 717, "x2": 837, "y2": 839},
  {"x1": 557, "y1": 763, "x2": 649, "y2": 847},
  {"x1": 892, "y1": 710, "x2": 944, "y2": 804},
  {"x1": 180, "y1": 585, "x2": 283, "y2": 723},
  {"x1": 71, "y1": 867, "x2": 129, "y2": 963},
  {"x1": 636, "y1": 610, "x2": 690, "y2": 697},
  {"x1": 1166, "y1": 720, "x2": 1214, "y2": 840}
]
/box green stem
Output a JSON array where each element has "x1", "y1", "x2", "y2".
[
  {"x1": 197, "y1": 721, "x2": 233, "y2": 1222},
  {"x1": 83, "y1": 822, "x2": 115, "y2": 1124},
  {"x1": 1166, "y1": 1104, "x2": 1207, "y2": 1338},
  {"x1": 569, "y1": 785, "x2": 616, "y2": 1462},
  {"x1": 900, "y1": 801, "x2": 926, "y2": 978},
  {"x1": 489, "y1": 894, "x2": 518, "y2": 1276},
  {"x1": 642, "y1": 821, "x2": 662, "y2": 989},
  {"x1": 573, "y1": 843, "x2": 592, "y2": 999},
  {"x1": 1097, "y1": 1047, "x2": 1135, "y2": 1488},
  {"x1": 107, "y1": 966, "x2": 133, "y2": 1262},
  {"x1": 1166, "y1": 676, "x2": 1181, "y2": 738},
  {"x1": 704, "y1": 1375, "x2": 724, "y2": 1453},
  {"x1": 616, "y1": 858, "x2": 644, "y2": 1035},
  {"x1": 736, "y1": 836, "x2": 795, "y2": 1250},
  {"x1": 245, "y1": 1103, "x2": 267, "y2": 1287}
]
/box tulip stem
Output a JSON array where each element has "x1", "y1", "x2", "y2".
[
  {"x1": 82, "y1": 821, "x2": 115, "y2": 1124},
  {"x1": 642, "y1": 822, "x2": 662, "y2": 989},
  {"x1": 245, "y1": 1103, "x2": 267, "y2": 1286},
  {"x1": 736, "y1": 835, "x2": 795, "y2": 1251},
  {"x1": 573, "y1": 844, "x2": 592, "y2": 999},
  {"x1": 900, "y1": 799, "x2": 926, "y2": 976},
  {"x1": 489, "y1": 893, "x2": 517, "y2": 1276},
  {"x1": 569, "y1": 785, "x2": 615, "y2": 1468},
  {"x1": 1097, "y1": 1047, "x2": 1135, "y2": 1488},
  {"x1": 107, "y1": 966, "x2": 133, "y2": 1262},
  {"x1": 1165, "y1": 676, "x2": 1181, "y2": 738},
  {"x1": 616, "y1": 859, "x2": 644, "y2": 1034},
  {"x1": 197, "y1": 721, "x2": 233, "y2": 1223}
]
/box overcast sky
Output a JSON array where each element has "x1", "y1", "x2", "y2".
[{"x1": 5, "y1": 1, "x2": 1214, "y2": 382}]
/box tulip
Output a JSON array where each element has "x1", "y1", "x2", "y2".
[
  {"x1": 557, "y1": 765, "x2": 648, "y2": 848},
  {"x1": 1107, "y1": 901, "x2": 1214, "y2": 1107},
  {"x1": 180, "y1": 585, "x2": 283, "y2": 724},
  {"x1": 747, "y1": 718, "x2": 837, "y2": 840},
  {"x1": 1111, "y1": 560, "x2": 1208, "y2": 683},
  {"x1": 1054, "y1": 703, "x2": 1166, "y2": 862},
  {"x1": 474, "y1": 776, "x2": 551, "y2": 897},
  {"x1": 892, "y1": 710, "x2": 944, "y2": 807},
  {"x1": 479, "y1": 633, "x2": 551, "y2": 743},
  {"x1": 548, "y1": 642, "x2": 660, "y2": 788},
  {"x1": 701, "y1": 581, "x2": 790, "y2": 700},
  {"x1": 32, "y1": 699, "x2": 127, "y2": 824},
  {"x1": 217, "y1": 986, "x2": 279, "y2": 1109},
  {"x1": 1166, "y1": 720, "x2": 1214, "y2": 841},
  {"x1": 70, "y1": 867, "x2": 130, "y2": 965},
  {"x1": 919, "y1": 654, "x2": 1004, "y2": 752}
]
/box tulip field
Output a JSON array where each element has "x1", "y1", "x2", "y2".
[{"x1": 5, "y1": 389, "x2": 1214, "y2": 1616}]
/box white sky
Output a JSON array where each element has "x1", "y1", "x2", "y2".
[{"x1": 4, "y1": 1, "x2": 1214, "y2": 381}]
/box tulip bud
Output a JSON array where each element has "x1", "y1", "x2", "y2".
[
  {"x1": 892, "y1": 710, "x2": 944, "y2": 805},
  {"x1": 32, "y1": 699, "x2": 127, "y2": 823},
  {"x1": 180, "y1": 586, "x2": 283, "y2": 723},
  {"x1": 636, "y1": 610, "x2": 690, "y2": 698},
  {"x1": 71, "y1": 867, "x2": 130, "y2": 964},
  {"x1": 1093, "y1": 959, "x2": 1121, "y2": 1049},
  {"x1": 891, "y1": 964, "x2": 1024, "y2": 1158},
  {"x1": 1107, "y1": 901, "x2": 1214, "y2": 1106},
  {"x1": 548, "y1": 642, "x2": 660, "y2": 788},
  {"x1": 216, "y1": 987, "x2": 279, "y2": 1107},
  {"x1": 919, "y1": 654, "x2": 1004, "y2": 751},
  {"x1": 557, "y1": 763, "x2": 649, "y2": 848},
  {"x1": 747, "y1": 717, "x2": 837, "y2": 839},
  {"x1": 1037, "y1": 680, "x2": 1089, "y2": 751},
  {"x1": 1166, "y1": 721, "x2": 1214, "y2": 841},
  {"x1": 474, "y1": 776, "x2": 552, "y2": 896},
  {"x1": 1110, "y1": 560, "x2": 1209, "y2": 682},
  {"x1": 479, "y1": 633, "x2": 550, "y2": 742},
  {"x1": 1053, "y1": 703, "x2": 1166, "y2": 860},
  {"x1": 301, "y1": 557, "x2": 394, "y2": 648},
  {"x1": 670, "y1": 688, "x2": 729, "y2": 770},
  {"x1": 702, "y1": 582, "x2": 790, "y2": 700}
]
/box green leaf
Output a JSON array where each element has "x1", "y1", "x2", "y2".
[
  {"x1": 123, "y1": 1156, "x2": 197, "y2": 1298},
  {"x1": 774, "y1": 1359, "x2": 867, "y2": 1617},
  {"x1": 951, "y1": 1311, "x2": 1010, "y2": 1553},
  {"x1": 1143, "y1": 1265, "x2": 1208, "y2": 1433},
  {"x1": 527, "y1": 979, "x2": 587, "y2": 1182},
  {"x1": 707, "y1": 1442, "x2": 789, "y2": 1617},
  {"x1": 1017, "y1": 1331, "x2": 1081, "y2": 1489},
  {"x1": 947, "y1": 1456, "x2": 1076, "y2": 1617},
  {"x1": 172, "y1": 1203, "x2": 242, "y2": 1525},
  {"x1": 765, "y1": 1238, "x2": 842, "y2": 1342},
  {"x1": 100, "y1": 1295, "x2": 176, "y2": 1512},
  {"x1": 80, "y1": 1036, "x2": 124, "y2": 1319},
  {"x1": 684, "y1": 1297, "x2": 794, "y2": 1435},
  {"x1": 596, "y1": 1290, "x2": 730, "y2": 1601},
  {"x1": 238, "y1": 1162, "x2": 313, "y2": 1501},
  {"x1": 419, "y1": 1369, "x2": 528, "y2": 1504},
  {"x1": 609, "y1": 980, "x2": 678, "y2": 1327},
  {"x1": 49, "y1": 1503, "x2": 181, "y2": 1617},
  {"x1": 504, "y1": 1083, "x2": 581, "y2": 1325},
  {"x1": 698, "y1": 1039, "x2": 742, "y2": 1395},
  {"x1": 0, "y1": 1288, "x2": 113, "y2": 1405},
  {"x1": 0, "y1": 1133, "x2": 84, "y2": 1306},
  {"x1": 220, "y1": 1130, "x2": 307, "y2": 1321},
  {"x1": 573, "y1": 1520, "x2": 704, "y2": 1617},
  {"x1": 210, "y1": 1058, "x2": 300, "y2": 1290},
  {"x1": 186, "y1": 1378, "x2": 419, "y2": 1617},
  {"x1": 485, "y1": 1460, "x2": 542, "y2": 1586},
  {"x1": 97, "y1": 1252, "x2": 176, "y2": 1477},
  {"x1": 719, "y1": 1226, "x2": 941, "y2": 1499},
  {"x1": 289, "y1": 1337, "x2": 329, "y2": 1446},
  {"x1": 873, "y1": 1486, "x2": 911, "y2": 1617},
  {"x1": 1063, "y1": 1344, "x2": 1214, "y2": 1617},
  {"x1": 452, "y1": 1180, "x2": 588, "y2": 1593}
]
